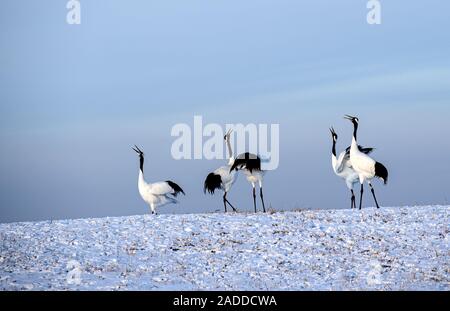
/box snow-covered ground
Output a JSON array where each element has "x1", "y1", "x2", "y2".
[{"x1": 0, "y1": 206, "x2": 448, "y2": 291}]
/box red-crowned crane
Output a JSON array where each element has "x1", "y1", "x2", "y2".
[
  {"x1": 344, "y1": 115, "x2": 389, "y2": 209},
  {"x1": 330, "y1": 127, "x2": 374, "y2": 209},
  {"x1": 132, "y1": 145, "x2": 185, "y2": 215},
  {"x1": 230, "y1": 152, "x2": 266, "y2": 213},
  {"x1": 204, "y1": 130, "x2": 238, "y2": 213}
]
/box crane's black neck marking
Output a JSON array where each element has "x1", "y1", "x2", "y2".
[
  {"x1": 332, "y1": 139, "x2": 337, "y2": 157},
  {"x1": 352, "y1": 121, "x2": 358, "y2": 141},
  {"x1": 139, "y1": 155, "x2": 144, "y2": 173}
]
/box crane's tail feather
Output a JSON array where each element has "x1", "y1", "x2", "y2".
[
  {"x1": 375, "y1": 162, "x2": 389, "y2": 185},
  {"x1": 204, "y1": 173, "x2": 222, "y2": 194},
  {"x1": 229, "y1": 152, "x2": 261, "y2": 173},
  {"x1": 166, "y1": 180, "x2": 185, "y2": 196}
]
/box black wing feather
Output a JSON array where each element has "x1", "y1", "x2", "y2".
[
  {"x1": 204, "y1": 173, "x2": 222, "y2": 194},
  {"x1": 345, "y1": 145, "x2": 375, "y2": 155},
  {"x1": 229, "y1": 152, "x2": 261, "y2": 173},
  {"x1": 374, "y1": 162, "x2": 389, "y2": 185},
  {"x1": 166, "y1": 180, "x2": 185, "y2": 196}
]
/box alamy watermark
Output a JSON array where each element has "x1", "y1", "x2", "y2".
[
  {"x1": 66, "y1": 260, "x2": 82, "y2": 285},
  {"x1": 171, "y1": 116, "x2": 280, "y2": 171},
  {"x1": 66, "y1": 2, "x2": 381, "y2": 26},
  {"x1": 366, "y1": 260, "x2": 384, "y2": 286},
  {"x1": 367, "y1": 0, "x2": 382, "y2": 25},
  {"x1": 66, "y1": 0, "x2": 81, "y2": 25}
]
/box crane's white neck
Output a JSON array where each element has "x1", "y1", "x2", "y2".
[
  {"x1": 351, "y1": 133, "x2": 359, "y2": 152},
  {"x1": 226, "y1": 138, "x2": 233, "y2": 159},
  {"x1": 331, "y1": 153, "x2": 338, "y2": 174},
  {"x1": 225, "y1": 137, "x2": 235, "y2": 166},
  {"x1": 227, "y1": 157, "x2": 236, "y2": 166},
  {"x1": 138, "y1": 169, "x2": 148, "y2": 192}
]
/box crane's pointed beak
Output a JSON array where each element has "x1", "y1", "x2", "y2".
[
  {"x1": 133, "y1": 145, "x2": 144, "y2": 155},
  {"x1": 224, "y1": 129, "x2": 232, "y2": 140},
  {"x1": 344, "y1": 115, "x2": 354, "y2": 121}
]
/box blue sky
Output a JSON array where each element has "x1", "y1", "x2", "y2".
[{"x1": 1, "y1": 1, "x2": 450, "y2": 222}]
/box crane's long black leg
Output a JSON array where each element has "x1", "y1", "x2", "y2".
[
  {"x1": 223, "y1": 193, "x2": 228, "y2": 213},
  {"x1": 224, "y1": 193, "x2": 237, "y2": 212},
  {"x1": 226, "y1": 201, "x2": 237, "y2": 212},
  {"x1": 260, "y1": 188, "x2": 266, "y2": 213},
  {"x1": 369, "y1": 183, "x2": 380, "y2": 209},
  {"x1": 252, "y1": 187, "x2": 257, "y2": 213},
  {"x1": 350, "y1": 189, "x2": 356, "y2": 209},
  {"x1": 359, "y1": 184, "x2": 364, "y2": 210}
]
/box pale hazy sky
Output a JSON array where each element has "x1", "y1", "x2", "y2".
[{"x1": 1, "y1": 1, "x2": 450, "y2": 222}]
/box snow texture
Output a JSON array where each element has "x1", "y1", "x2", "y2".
[{"x1": 0, "y1": 206, "x2": 448, "y2": 291}]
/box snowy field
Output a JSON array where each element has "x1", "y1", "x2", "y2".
[{"x1": 0, "y1": 206, "x2": 448, "y2": 291}]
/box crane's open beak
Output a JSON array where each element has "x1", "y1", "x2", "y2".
[
  {"x1": 224, "y1": 129, "x2": 233, "y2": 140},
  {"x1": 132, "y1": 145, "x2": 144, "y2": 155},
  {"x1": 329, "y1": 127, "x2": 336, "y2": 135},
  {"x1": 344, "y1": 115, "x2": 355, "y2": 121}
]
